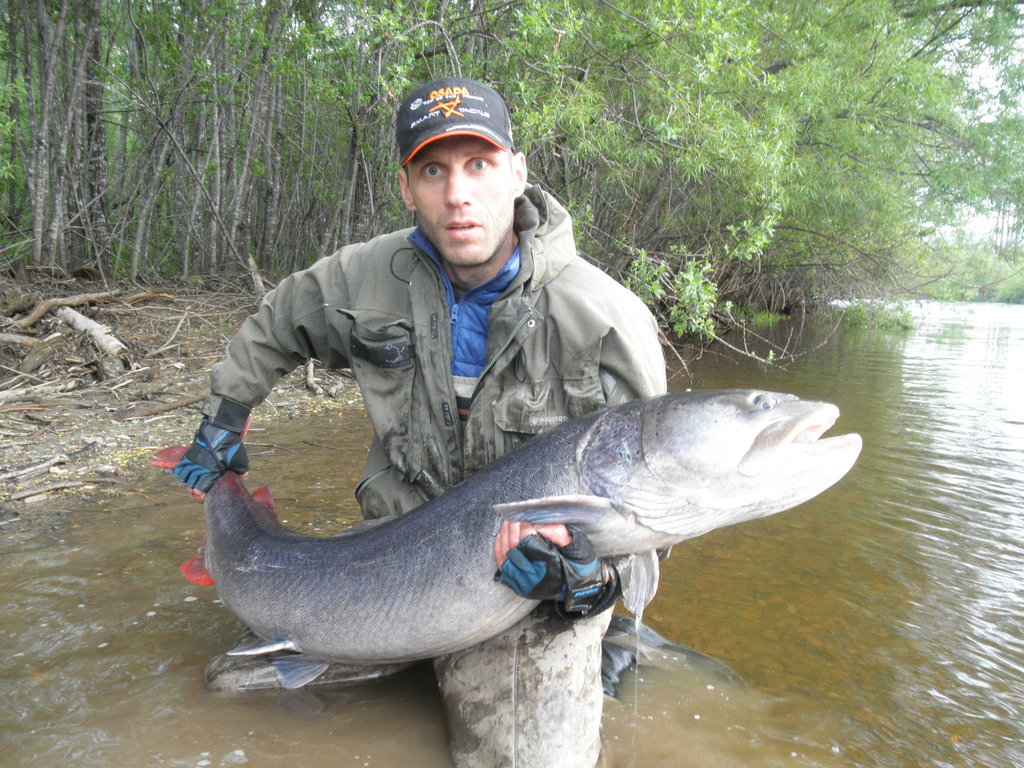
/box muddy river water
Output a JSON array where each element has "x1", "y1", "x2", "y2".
[{"x1": 2, "y1": 301, "x2": 1022, "y2": 767}]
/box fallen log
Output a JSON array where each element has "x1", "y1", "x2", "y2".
[
  {"x1": 14, "y1": 290, "x2": 120, "y2": 329},
  {"x1": 0, "y1": 333, "x2": 41, "y2": 348},
  {"x1": 16, "y1": 336, "x2": 63, "y2": 374},
  {"x1": 52, "y1": 306, "x2": 127, "y2": 378}
]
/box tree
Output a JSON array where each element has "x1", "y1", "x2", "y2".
[{"x1": 0, "y1": 0, "x2": 1021, "y2": 318}]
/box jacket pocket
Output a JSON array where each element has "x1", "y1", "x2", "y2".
[
  {"x1": 485, "y1": 364, "x2": 605, "y2": 464},
  {"x1": 339, "y1": 309, "x2": 418, "y2": 483},
  {"x1": 342, "y1": 309, "x2": 415, "y2": 370}
]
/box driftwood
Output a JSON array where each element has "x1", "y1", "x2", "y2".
[
  {"x1": 9, "y1": 477, "x2": 121, "y2": 502},
  {"x1": 52, "y1": 306, "x2": 126, "y2": 358},
  {"x1": 16, "y1": 336, "x2": 64, "y2": 374},
  {"x1": 14, "y1": 290, "x2": 120, "y2": 329},
  {"x1": 50, "y1": 306, "x2": 128, "y2": 379},
  {"x1": 0, "y1": 438, "x2": 102, "y2": 482},
  {"x1": 117, "y1": 392, "x2": 205, "y2": 421},
  {"x1": 0, "y1": 278, "x2": 359, "y2": 510},
  {"x1": 0, "y1": 455, "x2": 67, "y2": 482},
  {"x1": 0, "y1": 333, "x2": 41, "y2": 347},
  {"x1": 124, "y1": 290, "x2": 173, "y2": 304}
]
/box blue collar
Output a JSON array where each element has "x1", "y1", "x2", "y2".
[{"x1": 411, "y1": 227, "x2": 520, "y2": 307}]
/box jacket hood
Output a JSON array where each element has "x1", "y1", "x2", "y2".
[{"x1": 514, "y1": 185, "x2": 576, "y2": 290}]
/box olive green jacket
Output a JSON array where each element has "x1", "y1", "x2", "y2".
[{"x1": 203, "y1": 186, "x2": 667, "y2": 519}]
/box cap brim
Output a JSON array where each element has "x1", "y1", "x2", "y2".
[{"x1": 401, "y1": 130, "x2": 511, "y2": 166}]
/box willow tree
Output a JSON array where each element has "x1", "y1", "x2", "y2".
[{"x1": 1, "y1": 0, "x2": 1020, "y2": 320}]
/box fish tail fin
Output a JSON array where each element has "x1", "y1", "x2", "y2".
[{"x1": 150, "y1": 445, "x2": 188, "y2": 469}]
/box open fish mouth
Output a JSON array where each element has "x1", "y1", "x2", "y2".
[{"x1": 739, "y1": 402, "x2": 860, "y2": 477}]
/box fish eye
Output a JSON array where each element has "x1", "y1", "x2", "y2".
[{"x1": 753, "y1": 394, "x2": 774, "y2": 410}]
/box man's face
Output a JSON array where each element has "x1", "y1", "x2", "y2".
[{"x1": 398, "y1": 137, "x2": 528, "y2": 288}]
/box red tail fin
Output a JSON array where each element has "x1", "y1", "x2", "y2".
[{"x1": 150, "y1": 445, "x2": 188, "y2": 469}]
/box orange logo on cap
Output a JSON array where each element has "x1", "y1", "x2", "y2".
[{"x1": 430, "y1": 96, "x2": 464, "y2": 119}]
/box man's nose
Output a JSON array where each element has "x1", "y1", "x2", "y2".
[{"x1": 445, "y1": 169, "x2": 471, "y2": 207}]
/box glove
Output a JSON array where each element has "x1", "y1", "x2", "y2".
[
  {"x1": 496, "y1": 525, "x2": 620, "y2": 616},
  {"x1": 173, "y1": 400, "x2": 251, "y2": 493}
]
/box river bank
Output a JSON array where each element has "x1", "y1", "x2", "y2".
[{"x1": 0, "y1": 273, "x2": 361, "y2": 531}]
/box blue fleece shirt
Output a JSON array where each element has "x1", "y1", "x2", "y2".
[{"x1": 412, "y1": 227, "x2": 521, "y2": 378}]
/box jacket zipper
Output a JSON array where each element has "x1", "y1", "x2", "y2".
[{"x1": 477, "y1": 307, "x2": 534, "y2": 388}]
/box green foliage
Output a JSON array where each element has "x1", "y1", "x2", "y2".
[
  {"x1": 731, "y1": 307, "x2": 787, "y2": 327},
  {"x1": 836, "y1": 301, "x2": 915, "y2": 331},
  {"x1": 0, "y1": 80, "x2": 21, "y2": 182},
  {"x1": 0, "y1": 0, "x2": 1021, "y2": 323},
  {"x1": 668, "y1": 260, "x2": 720, "y2": 338},
  {"x1": 919, "y1": 236, "x2": 1024, "y2": 303},
  {"x1": 626, "y1": 247, "x2": 721, "y2": 338},
  {"x1": 998, "y1": 271, "x2": 1024, "y2": 303}
]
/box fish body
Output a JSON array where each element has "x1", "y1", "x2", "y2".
[{"x1": 163, "y1": 390, "x2": 862, "y2": 669}]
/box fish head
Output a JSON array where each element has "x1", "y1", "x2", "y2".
[{"x1": 579, "y1": 389, "x2": 863, "y2": 542}]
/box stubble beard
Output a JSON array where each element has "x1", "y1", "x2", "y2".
[{"x1": 426, "y1": 214, "x2": 518, "y2": 288}]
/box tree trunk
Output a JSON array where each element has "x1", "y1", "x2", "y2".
[{"x1": 23, "y1": 0, "x2": 71, "y2": 268}]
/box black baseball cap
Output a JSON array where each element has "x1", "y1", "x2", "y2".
[{"x1": 395, "y1": 78, "x2": 514, "y2": 166}]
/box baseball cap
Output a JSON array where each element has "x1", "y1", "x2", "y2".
[{"x1": 395, "y1": 78, "x2": 514, "y2": 166}]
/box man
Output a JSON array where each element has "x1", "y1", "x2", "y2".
[{"x1": 172, "y1": 77, "x2": 666, "y2": 767}]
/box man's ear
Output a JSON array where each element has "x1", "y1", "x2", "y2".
[
  {"x1": 511, "y1": 152, "x2": 528, "y2": 198},
  {"x1": 397, "y1": 168, "x2": 416, "y2": 211}
]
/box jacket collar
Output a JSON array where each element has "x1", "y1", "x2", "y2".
[
  {"x1": 401, "y1": 184, "x2": 576, "y2": 297},
  {"x1": 410, "y1": 226, "x2": 520, "y2": 307},
  {"x1": 513, "y1": 185, "x2": 576, "y2": 292}
]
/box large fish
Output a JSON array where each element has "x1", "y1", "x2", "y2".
[{"x1": 152, "y1": 389, "x2": 861, "y2": 686}]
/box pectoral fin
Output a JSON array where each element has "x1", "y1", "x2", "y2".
[
  {"x1": 616, "y1": 550, "x2": 661, "y2": 616},
  {"x1": 494, "y1": 495, "x2": 615, "y2": 537},
  {"x1": 180, "y1": 548, "x2": 214, "y2": 586}
]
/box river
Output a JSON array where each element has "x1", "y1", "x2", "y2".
[{"x1": 1, "y1": 301, "x2": 1022, "y2": 767}]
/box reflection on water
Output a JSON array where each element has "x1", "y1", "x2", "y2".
[
  {"x1": 663, "y1": 302, "x2": 1024, "y2": 768},
  {"x1": 2, "y1": 302, "x2": 1023, "y2": 767}
]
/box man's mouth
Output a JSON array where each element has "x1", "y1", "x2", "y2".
[{"x1": 445, "y1": 222, "x2": 481, "y2": 241}]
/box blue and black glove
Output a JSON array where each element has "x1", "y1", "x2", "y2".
[
  {"x1": 173, "y1": 400, "x2": 251, "y2": 494},
  {"x1": 497, "y1": 525, "x2": 620, "y2": 617}
]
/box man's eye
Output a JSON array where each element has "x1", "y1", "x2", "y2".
[
  {"x1": 471, "y1": 159, "x2": 487, "y2": 170},
  {"x1": 424, "y1": 165, "x2": 441, "y2": 177}
]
